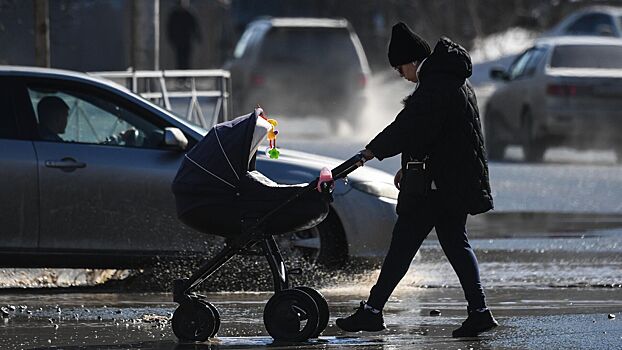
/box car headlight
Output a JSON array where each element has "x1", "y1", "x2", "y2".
[{"x1": 351, "y1": 181, "x2": 399, "y2": 200}]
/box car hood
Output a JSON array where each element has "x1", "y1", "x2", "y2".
[{"x1": 256, "y1": 148, "x2": 394, "y2": 194}]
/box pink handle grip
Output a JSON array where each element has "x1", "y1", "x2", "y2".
[{"x1": 317, "y1": 167, "x2": 333, "y2": 192}]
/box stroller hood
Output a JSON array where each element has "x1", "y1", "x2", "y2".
[
  {"x1": 171, "y1": 110, "x2": 331, "y2": 237},
  {"x1": 175, "y1": 111, "x2": 269, "y2": 192}
]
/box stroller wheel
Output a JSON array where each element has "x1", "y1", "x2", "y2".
[
  {"x1": 196, "y1": 299, "x2": 220, "y2": 337},
  {"x1": 294, "y1": 286, "x2": 329, "y2": 338},
  {"x1": 172, "y1": 299, "x2": 216, "y2": 342},
  {"x1": 263, "y1": 289, "x2": 319, "y2": 342}
]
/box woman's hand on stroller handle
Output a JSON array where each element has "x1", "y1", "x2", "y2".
[
  {"x1": 359, "y1": 149, "x2": 375, "y2": 161},
  {"x1": 356, "y1": 149, "x2": 374, "y2": 167},
  {"x1": 331, "y1": 152, "x2": 368, "y2": 180}
]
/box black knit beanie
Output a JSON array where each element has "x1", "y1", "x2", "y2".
[{"x1": 388, "y1": 22, "x2": 431, "y2": 67}]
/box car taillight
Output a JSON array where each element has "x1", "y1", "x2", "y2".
[
  {"x1": 546, "y1": 84, "x2": 577, "y2": 96},
  {"x1": 251, "y1": 74, "x2": 265, "y2": 86},
  {"x1": 358, "y1": 74, "x2": 367, "y2": 88}
]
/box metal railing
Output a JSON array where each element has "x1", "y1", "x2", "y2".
[{"x1": 90, "y1": 69, "x2": 232, "y2": 128}]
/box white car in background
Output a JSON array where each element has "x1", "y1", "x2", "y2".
[{"x1": 484, "y1": 36, "x2": 622, "y2": 162}]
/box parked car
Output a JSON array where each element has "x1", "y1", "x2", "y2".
[
  {"x1": 542, "y1": 6, "x2": 622, "y2": 38},
  {"x1": 484, "y1": 36, "x2": 622, "y2": 162},
  {"x1": 0, "y1": 66, "x2": 396, "y2": 268},
  {"x1": 225, "y1": 17, "x2": 371, "y2": 129}
]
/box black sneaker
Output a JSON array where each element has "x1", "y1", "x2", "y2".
[
  {"x1": 336, "y1": 301, "x2": 386, "y2": 332},
  {"x1": 452, "y1": 309, "x2": 499, "y2": 337}
]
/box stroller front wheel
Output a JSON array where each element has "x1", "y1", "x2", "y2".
[
  {"x1": 263, "y1": 289, "x2": 319, "y2": 342},
  {"x1": 172, "y1": 299, "x2": 218, "y2": 342}
]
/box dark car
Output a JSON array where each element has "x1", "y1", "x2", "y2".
[
  {"x1": 484, "y1": 36, "x2": 622, "y2": 162},
  {"x1": 0, "y1": 66, "x2": 397, "y2": 268},
  {"x1": 225, "y1": 17, "x2": 371, "y2": 128}
]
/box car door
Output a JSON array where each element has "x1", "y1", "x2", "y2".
[
  {"x1": 0, "y1": 77, "x2": 39, "y2": 251},
  {"x1": 20, "y1": 77, "x2": 198, "y2": 254},
  {"x1": 521, "y1": 47, "x2": 548, "y2": 130},
  {"x1": 492, "y1": 49, "x2": 538, "y2": 134}
]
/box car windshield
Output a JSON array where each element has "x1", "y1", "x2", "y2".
[
  {"x1": 550, "y1": 44, "x2": 622, "y2": 69},
  {"x1": 260, "y1": 27, "x2": 360, "y2": 68},
  {"x1": 113, "y1": 82, "x2": 209, "y2": 135}
]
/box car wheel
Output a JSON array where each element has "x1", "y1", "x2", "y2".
[
  {"x1": 483, "y1": 110, "x2": 507, "y2": 161},
  {"x1": 521, "y1": 110, "x2": 546, "y2": 163},
  {"x1": 276, "y1": 210, "x2": 348, "y2": 268}
]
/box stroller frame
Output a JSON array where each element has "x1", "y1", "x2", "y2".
[
  {"x1": 171, "y1": 153, "x2": 365, "y2": 342},
  {"x1": 173, "y1": 227, "x2": 295, "y2": 303}
]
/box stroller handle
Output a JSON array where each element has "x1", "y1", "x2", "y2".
[
  {"x1": 254, "y1": 153, "x2": 365, "y2": 230},
  {"x1": 331, "y1": 153, "x2": 366, "y2": 180}
]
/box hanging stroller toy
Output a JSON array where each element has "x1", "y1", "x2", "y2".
[
  {"x1": 255, "y1": 107, "x2": 280, "y2": 159},
  {"x1": 170, "y1": 108, "x2": 365, "y2": 342}
]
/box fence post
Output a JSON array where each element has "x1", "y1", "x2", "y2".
[{"x1": 34, "y1": 0, "x2": 50, "y2": 67}]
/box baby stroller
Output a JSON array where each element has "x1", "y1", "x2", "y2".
[{"x1": 170, "y1": 109, "x2": 365, "y2": 342}]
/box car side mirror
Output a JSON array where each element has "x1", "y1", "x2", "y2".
[
  {"x1": 490, "y1": 67, "x2": 509, "y2": 81},
  {"x1": 164, "y1": 127, "x2": 188, "y2": 150}
]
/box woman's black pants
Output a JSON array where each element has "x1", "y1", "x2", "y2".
[{"x1": 367, "y1": 191, "x2": 487, "y2": 311}]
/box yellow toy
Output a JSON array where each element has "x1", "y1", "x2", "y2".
[
  {"x1": 257, "y1": 106, "x2": 280, "y2": 159},
  {"x1": 266, "y1": 118, "x2": 280, "y2": 159}
]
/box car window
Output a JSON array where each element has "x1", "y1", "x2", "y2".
[
  {"x1": 27, "y1": 86, "x2": 165, "y2": 148},
  {"x1": 259, "y1": 27, "x2": 360, "y2": 68},
  {"x1": 233, "y1": 25, "x2": 268, "y2": 59},
  {"x1": 0, "y1": 82, "x2": 19, "y2": 139},
  {"x1": 508, "y1": 49, "x2": 534, "y2": 80},
  {"x1": 566, "y1": 13, "x2": 616, "y2": 36},
  {"x1": 550, "y1": 44, "x2": 622, "y2": 69},
  {"x1": 233, "y1": 27, "x2": 257, "y2": 59},
  {"x1": 523, "y1": 48, "x2": 546, "y2": 76}
]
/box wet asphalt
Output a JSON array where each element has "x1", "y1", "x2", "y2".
[
  {"x1": 0, "y1": 289, "x2": 620, "y2": 349},
  {"x1": 1, "y1": 218, "x2": 621, "y2": 349}
]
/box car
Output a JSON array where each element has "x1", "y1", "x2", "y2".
[
  {"x1": 0, "y1": 66, "x2": 397, "y2": 268},
  {"x1": 225, "y1": 17, "x2": 371, "y2": 129},
  {"x1": 542, "y1": 6, "x2": 622, "y2": 38},
  {"x1": 483, "y1": 36, "x2": 622, "y2": 162}
]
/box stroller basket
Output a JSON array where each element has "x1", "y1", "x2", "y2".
[{"x1": 169, "y1": 111, "x2": 365, "y2": 342}]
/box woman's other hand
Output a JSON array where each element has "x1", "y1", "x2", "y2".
[{"x1": 394, "y1": 169, "x2": 402, "y2": 190}]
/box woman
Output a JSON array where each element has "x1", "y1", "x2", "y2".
[{"x1": 336, "y1": 22, "x2": 498, "y2": 338}]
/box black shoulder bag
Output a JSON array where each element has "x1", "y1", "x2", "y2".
[{"x1": 400, "y1": 156, "x2": 432, "y2": 196}]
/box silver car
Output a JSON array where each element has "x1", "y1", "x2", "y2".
[
  {"x1": 0, "y1": 66, "x2": 397, "y2": 268},
  {"x1": 484, "y1": 36, "x2": 622, "y2": 162}
]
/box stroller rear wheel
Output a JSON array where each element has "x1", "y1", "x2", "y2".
[
  {"x1": 294, "y1": 286, "x2": 329, "y2": 338},
  {"x1": 263, "y1": 289, "x2": 319, "y2": 342},
  {"x1": 172, "y1": 299, "x2": 217, "y2": 342},
  {"x1": 196, "y1": 299, "x2": 220, "y2": 337}
]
